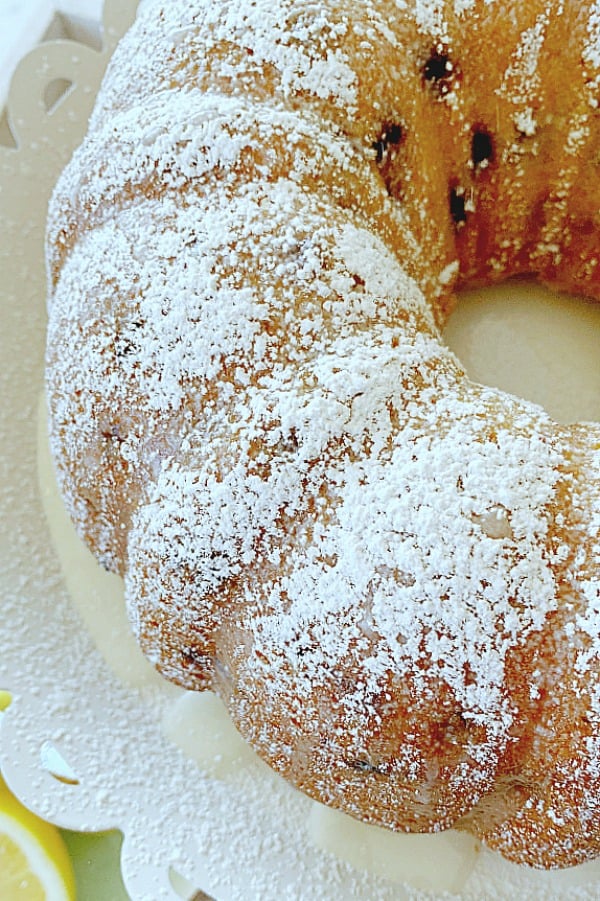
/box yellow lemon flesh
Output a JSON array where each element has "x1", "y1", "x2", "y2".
[
  {"x1": 0, "y1": 694, "x2": 75, "y2": 901},
  {"x1": 0, "y1": 777, "x2": 76, "y2": 900}
]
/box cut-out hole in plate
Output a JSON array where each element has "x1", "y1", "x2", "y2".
[
  {"x1": 40, "y1": 740, "x2": 80, "y2": 786},
  {"x1": 0, "y1": 690, "x2": 12, "y2": 726},
  {"x1": 43, "y1": 78, "x2": 75, "y2": 115},
  {"x1": 0, "y1": 690, "x2": 12, "y2": 713},
  {"x1": 0, "y1": 107, "x2": 17, "y2": 149},
  {"x1": 169, "y1": 866, "x2": 214, "y2": 901}
]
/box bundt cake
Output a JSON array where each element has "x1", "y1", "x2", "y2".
[{"x1": 46, "y1": 0, "x2": 600, "y2": 869}]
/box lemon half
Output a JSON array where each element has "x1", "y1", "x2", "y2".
[
  {"x1": 0, "y1": 694, "x2": 75, "y2": 900},
  {"x1": 0, "y1": 777, "x2": 76, "y2": 900}
]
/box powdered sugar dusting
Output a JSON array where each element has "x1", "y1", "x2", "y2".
[
  {"x1": 584, "y1": 2, "x2": 600, "y2": 70},
  {"x1": 45, "y1": 0, "x2": 600, "y2": 875},
  {"x1": 583, "y1": 3, "x2": 600, "y2": 106},
  {"x1": 454, "y1": 0, "x2": 495, "y2": 13},
  {"x1": 413, "y1": 1, "x2": 451, "y2": 43},
  {"x1": 496, "y1": 6, "x2": 553, "y2": 139}
]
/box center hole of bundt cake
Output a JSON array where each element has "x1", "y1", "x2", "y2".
[{"x1": 443, "y1": 278, "x2": 600, "y2": 424}]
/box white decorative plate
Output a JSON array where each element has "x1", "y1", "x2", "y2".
[{"x1": 1, "y1": 2, "x2": 600, "y2": 898}]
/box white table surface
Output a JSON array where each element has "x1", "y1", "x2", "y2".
[{"x1": 0, "y1": 0, "x2": 103, "y2": 103}]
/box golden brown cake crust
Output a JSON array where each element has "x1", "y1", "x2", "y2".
[{"x1": 46, "y1": 0, "x2": 600, "y2": 869}]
